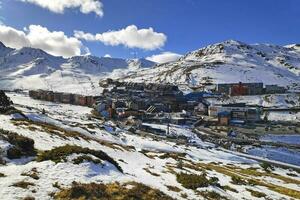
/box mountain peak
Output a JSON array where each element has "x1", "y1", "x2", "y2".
[
  {"x1": 285, "y1": 44, "x2": 300, "y2": 52},
  {"x1": 222, "y1": 39, "x2": 245, "y2": 46},
  {"x1": 0, "y1": 41, "x2": 6, "y2": 48},
  {"x1": 18, "y1": 46, "x2": 47, "y2": 54},
  {"x1": 0, "y1": 41, "x2": 14, "y2": 57}
]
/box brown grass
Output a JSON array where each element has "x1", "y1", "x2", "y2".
[
  {"x1": 11, "y1": 119, "x2": 135, "y2": 152},
  {"x1": 222, "y1": 185, "x2": 238, "y2": 193},
  {"x1": 246, "y1": 188, "x2": 266, "y2": 198},
  {"x1": 198, "y1": 191, "x2": 229, "y2": 200},
  {"x1": 176, "y1": 173, "x2": 209, "y2": 189},
  {"x1": 55, "y1": 182, "x2": 174, "y2": 200},
  {"x1": 72, "y1": 155, "x2": 102, "y2": 165},
  {"x1": 0, "y1": 128, "x2": 36, "y2": 159},
  {"x1": 143, "y1": 168, "x2": 160, "y2": 177},
  {"x1": 23, "y1": 197, "x2": 35, "y2": 200},
  {"x1": 11, "y1": 181, "x2": 35, "y2": 189},
  {"x1": 189, "y1": 162, "x2": 300, "y2": 199},
  {"x1": 21, "y1": 168, "x2": 39, "y2": 180},
  {"x1": 36, "y1": 145, "x2": 122, "y2": 173},
  {"x1": 166, "y1": 185, "x2": 181, "y2": 192}
]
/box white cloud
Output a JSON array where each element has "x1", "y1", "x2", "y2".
[
  {"x1": 0, "y1": 24, "x2": 86, "y2": 57},
  {"x1": 19, "y1": 0, "x2": 103, "y2": 16},
  {"x1": 146, "y1": 52, "x2": 182, "y2": 63},
  {"x1": 103, "y1": 54, "x2": 111, "y2": 58},
  {"x1": 74, "y1": 25, "x2": 167, "y2": 50}
]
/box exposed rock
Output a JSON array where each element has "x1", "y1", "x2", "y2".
[{"x1": 0, "y1": 91, "x2": 12, "y2": 108}]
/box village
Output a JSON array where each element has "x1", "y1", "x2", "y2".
[
  {"x1": 2, "y1": 1, "x2": 300, "y2": 199},
  {"x1": 26, "y1": 79, "x2": 299, "y2": 142},
  {"x1": 1, "y1": 81, "x2": 300, "y2": 199}
]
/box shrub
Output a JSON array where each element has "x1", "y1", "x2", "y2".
[
  {"x1": 21, "y1": 168, "x2": 39, "y2": 180},
  {"x1": 246, "y1": 188, "x2": 267, "y2": 198},
  {"x1": 55, "y1": 182, "x2": 174, "y2": 200},
  {"x1": 166, "y1": 185, "x2": 181, "y2": 192},
  {"x1": 222, "y1": 185, "x2": 238, "y2": 193},
  {"x1": 260, "y1": 162, "x2": 274, "y2": 172},
  {"x1": 181, "y1": 193, "x2": 188, "y2": 198},
  {"x1": 176, "y1": 173, "x2": 209, "y2": 189},
  {"x1": 37, "y1": 145, "x2": 122, "y2": 173},
  {"x1": 159, "y1": 152, "x2": 186, "y2": 160},
  {"x1": 7, "y1": 147, "x2": 22, "y2": 159},
  {"x1": 11, "y1": 181, "x2": 35, "y2": 189},
  {"x1": 247, "y1": 179, "x2": 257, "y2": 186},
  {"x1": 286, "y1": 173, "x2": 298, "y2": 177},
  {"x1": 199, "y1": 191, "x2": 229, "y2": 200},
  {"x1": 208, "y1": 177, "x2": 219, "y2": 186},
  {"x1": 176, "y1": 160, "x2": 183, "y2": 169},
  {"x1": 231, "y1": 175, "x2": 247, "y2": 185},
  {"x1": 23, "y1": 197, "x2": 35, "y2": 200},
  {"x1": 0, "y1": 129, "x2": 36, "y2": 159},
  {"x1": 6, "y1": 133, "x2": 35, "y2": 153},
  {"x1": 0, "y1": 91, "x2": 13, "y2": 108},
  {"x1": 72, "y1": 155, "x2": 102, "y2": 165},
  {"x1": 143, "y1": 168, "x2": 160, "y2": 177}
]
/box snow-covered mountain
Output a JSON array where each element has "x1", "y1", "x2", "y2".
[
  {"x1": 1, "y1": 40, "x2": 300, "y2": 93},
  {"x1": 0, "y1": 42, "x2": 155, "y2": 94},
  {"x1": 122, "y1": 40, "x2": 300, "y2": 90}
]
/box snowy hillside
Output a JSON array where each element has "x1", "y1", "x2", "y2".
[
  {"x1": 0, "y1": 42, "x2": 155, "y2": 94},
  {"x1": 1, "y1": 40, "x2": 300, "y2": 94},
  {"x1": 122, "y1": 40, "x2": 300, "y2": 90},
  {"x1": 0, "y1": 92, "x2": 299, "y2": 200}
]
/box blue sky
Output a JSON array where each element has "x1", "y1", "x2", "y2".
[{"x1": 0, "y1": 0, "x2": 299, "y2": 62}]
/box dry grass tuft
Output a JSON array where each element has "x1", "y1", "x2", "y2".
[
  {"x1": 11, "y1": 181, "x2": 35, "y2": 189},
  {"x1": 176, "y1": 173, "x2": 209, "y2": 189},
  {"x1": 246, "y1": 188, "x2": 267, "y2": 198},
  {"x1": 55, "y1": 182, "x2": 174, "y2": 200},
  {"x1": 36, "y1": 145, "x2": 122, "y2": 173}
]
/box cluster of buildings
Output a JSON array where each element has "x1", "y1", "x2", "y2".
[
  {"x1": 29, "y1": 90, "x2": 97, "y2": 107},
  {"x1": 215, "y1": 82, "x2": 286, "y2": 96},
  {"x1": 208, "y1": 82, "x2": 287, "y2": 125},
  {"x1": 209, "y1": 103, "x2": 261, "y2": 125},
  {"x1": 27, "y1": 80, "x2": 289, "y2": 129},
  {"x1": 95, "y1": 80, "x2": 195, "y2": 122}
]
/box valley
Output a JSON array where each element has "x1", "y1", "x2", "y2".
[
  {"x1": 0, "y1": 40, "x2": 300, "y2": 200},
  {"x1": 0, "y1": 92, "x2": 300, "y2": 200}
]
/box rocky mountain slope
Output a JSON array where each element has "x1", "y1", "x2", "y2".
[
  {"x1": 1, "y1": 40, "x2": 300, "y2": 94},
  {"x1": 0, "y1": 42, "x2": 155, "y2": 94},
  {"x1": 122, "y1": 40, "x2": 300, "y2": 91}
]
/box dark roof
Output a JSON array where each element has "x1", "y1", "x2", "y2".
[
  {"x1": 218, "y1": 111, "x2": 230, "y2": 117},
  {"x1": 222, "y1": 103, "x2": 246, "y2": 107}
]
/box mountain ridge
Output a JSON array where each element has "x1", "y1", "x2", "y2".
[
  {"x1": 0, "y1": 41, "x2": 156, "y2": 94},
  {"x1": 1, "y1": 40, "x2": 300, "y2": 93},
  {"x1": 121, "y1": 40, "x2": 300, "y2": 91}
]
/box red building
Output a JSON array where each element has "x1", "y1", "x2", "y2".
[
  {"x1": 74, "y1": 95, "x2": 87, "y2": 106},
  {"x1": 230, "y1": 82, "x2": 249, "y2": 96},
  {"x1": 86, "y1": 96, "x2": 96, "y2": 107}
]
